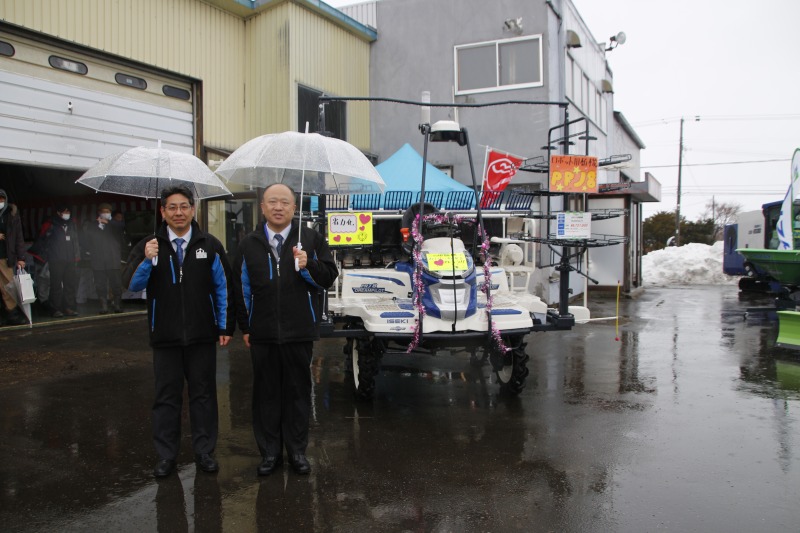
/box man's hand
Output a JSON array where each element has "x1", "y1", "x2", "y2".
[
  {"x1": 0, "y1": 232, "x2": 5, "y2": 241},
  {"x1": 145, "y1": 238, "x2": 159, "y2": 259},
  {"x1": 219, "y1": 335, "x2": 232, "y2": 346},
  {"x1": 243, "y1": 333, "x2": 251, "y2": 348},
  {"x1": 16, "y1": 260, "x2": 26, "y2": 269},
  {"x1": 293, "y1": 246, "x2": 307, "y2": 269}
]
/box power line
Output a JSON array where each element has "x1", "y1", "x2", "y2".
[
  {"x1": 633, "y1": 114, "x2": 800, "y2": 128},
  {"x1": 660, "y1": 191, "x2": 785, "y2": 196},
  {"x1": 643, "y1": 158, "x2": 790, "y2": 169}
]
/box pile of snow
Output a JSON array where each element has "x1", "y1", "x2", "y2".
[{"x1": 642, "y1": 241, "x2": 737, "y2": 286}]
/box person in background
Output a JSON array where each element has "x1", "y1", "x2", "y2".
[
  {"x1": 0, "y1": 189, "x2": 28, "y2": 326},
  {"x1": 233, "y1": 183, "x2": 338, "y2": 476},
  {"x1": 45, "y1": 204, "x2": 80, "y2": 317},
  {"x1": 123, "y1": 185, "x2": 236, "y2": 478},
  {"x1": 112, "y1": 210, "x2": 132, "y2": 260},
  {"x1": 85, "y1": 203, "x2": 123, "y2": 314}
]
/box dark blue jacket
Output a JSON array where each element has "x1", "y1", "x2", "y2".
[
  {"x1": 45, "y1": 215, "x2": 81, "y2": 262},
  {"x1": 234, "y1": 221, "x2": 338, "y2": 344},
  {"x1": 123, "y1": 221, "x2": 235, "y2": 347}
]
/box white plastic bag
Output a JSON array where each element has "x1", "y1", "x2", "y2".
[{"x1": 14, "y1": 268, "x2": 36, "y2": 304}]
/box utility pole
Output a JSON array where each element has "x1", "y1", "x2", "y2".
[
  {"x1": 675, "y1": 117, "x2": 684, "y2": 246},
  {"x1": 712, "y1": 195, "x2": 717, "y2": 240}
]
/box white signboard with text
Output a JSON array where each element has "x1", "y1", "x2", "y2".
[{"x1": 556, "y1": 212, "x2": 591, "y2": 239}]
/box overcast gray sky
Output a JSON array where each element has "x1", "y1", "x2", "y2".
[{"x1": 327, "y1": 0, "x2": 800, "y2": 221}]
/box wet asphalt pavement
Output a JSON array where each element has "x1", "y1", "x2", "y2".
[{"x1": 1, "y1": 285, "x2": 799, "y2": 532}]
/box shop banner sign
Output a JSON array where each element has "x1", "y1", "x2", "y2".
[{"x1": 550, "y1": 155, "x2": 598, "y2": 193}]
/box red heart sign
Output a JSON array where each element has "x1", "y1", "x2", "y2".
[
  {"x1": 359, "y1": 226, "x2": 365, "y2": 231},
  {"x1": 434, "y1": 259, "x2": 444, "y2": 266},
  {"x1": 346, "y1": 236, "x2": 352, "y2": 242},
  {"x1": 333, "y1": 235, "x2": 341, "y2": 242},
  {"x1": 359, "y1": 214, "x2": 371, "y2": 224}
]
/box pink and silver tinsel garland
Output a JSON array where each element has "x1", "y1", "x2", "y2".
[{"x1": 406, "y1": 213, "x2": 510, "y2": 354}]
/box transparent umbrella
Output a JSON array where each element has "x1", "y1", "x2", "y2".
[
  {"x1": 215, "y1": 130, "x2": 384, "y2": 269},
  {"x1": 214, "y1": 131, "x2": 385, "y2": 195},
  {"x1": 77, "y1": 145, "x2": 232, "y2": 200}
]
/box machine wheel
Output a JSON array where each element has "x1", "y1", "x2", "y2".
[
  {"x1": 345, "y1": 337, "x2": 383, "y2": 400},
  {"x1": 489, "y1": 335, "x2": 530, "y2": 395}
]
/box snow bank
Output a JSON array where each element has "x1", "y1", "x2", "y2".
[{"x1": 642, "y1": 241, "x2": 737, "y2": 286}]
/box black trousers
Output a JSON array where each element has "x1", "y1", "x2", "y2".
[
  {"x1": 48, "y1": 260, "x2": 77, "y2": 311},
  {"x1": 250, "y1": 342, "x2": 313, "y2": 458},
  {"x1": 152, "y1": 343, "x2": 218, "y2": 460},
  {"x1": 92, "y1": 268, "x2": 122, "y2": 301}
]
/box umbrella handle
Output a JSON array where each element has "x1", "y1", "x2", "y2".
[{"x1": 295, "y1": 242, "x2": 302, "y2": 272}]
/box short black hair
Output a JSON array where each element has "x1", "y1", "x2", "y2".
[{"x1": 160, "y1": 184, "x2": 195, "y2": 206}]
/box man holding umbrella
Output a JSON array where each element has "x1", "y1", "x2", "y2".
[
  {"x1": 234, "y1": 183, "x2": 338, "y2": 476},
  {"x1": 123, "y1": 185, "x2": 235, "y2": 478}
]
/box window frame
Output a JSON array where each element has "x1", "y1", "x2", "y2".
[
  {"x1": 0, "y1": 40, "x2": 14, "y2": 57},
  {"x1": 454, "y1": 34, "x2": 544, "y2": 96},
  {"x1": 297, "y1": 84, "x2": 347, "y2": 141}
]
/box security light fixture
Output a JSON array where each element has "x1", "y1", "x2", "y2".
[
  {"x1": 503, "y1": 17, "x2": 523, "y2": 36},
  {"x1": 605, "y1": 32, "x2": 626, "y2": 51},
  {"x1": 429, "y1": 120, "x2": 467, "y2": 146}
]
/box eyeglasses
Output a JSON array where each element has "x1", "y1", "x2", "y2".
[
  {"x1": 164, "y1": 203, "x2": 193, "y2": 213},
  {"x1": 265, "y1": 199, "x2": 293, "y2": 208}
]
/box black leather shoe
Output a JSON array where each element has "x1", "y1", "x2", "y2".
[
  {"x1": 64, "y1": 309, "x2": 79, "y2": 317},
  {"x1": 289, "y1": 454, "x2": 311, "y2": 475},
  {"x1": 154, "y1": 459, "x2": 176, "y2": 478},
  {"x1": 257, "y1": 455, "x2": 283, "y2": 476},
  {"x1": 52, "y1": 310, "x2": 64, "y2": 318},
  {"x1": 195, "y1": 453, "x2": 219, "y2": 473}
]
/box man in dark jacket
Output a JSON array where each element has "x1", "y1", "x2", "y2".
[
  {"x1": 234, "y1": 183, "x2": 338, "y2": 476},
  {"x1": 123, "y1": 185, "x2": 236, "y2": 478},
  {"x1": 84, "y1": 203, "x2": 124, "y2": 314},
  {"x1": 0, "y1": 189, "x2": 28, "y2": 326},
  {"x1": 45, "y1": 204, "x2": 81, "y2": 317}
]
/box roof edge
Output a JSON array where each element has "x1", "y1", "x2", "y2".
[{"x1": 614, "y1": 111, "x2": 646, "y2": 149}]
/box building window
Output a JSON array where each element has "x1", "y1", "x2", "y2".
[
  {"x1": 163, "y1": 85, "x2": 191, "y2": 100},
  {"x1": 49, "y1": 55, "x2": 87, "y2": 75},
  {"x1": 455, "y1": 35, "x2": 543, "y2": 95},
  {"x1": 565, "y1": 52, "x2": 608, "y2": 132},
  {"x1": 298, "y1": 85, "x2": 346, "y2": 140},
  {"x1": 565, "y1": 55, "x2": 573, "y2": 100},
  {"x1": 115, "y1": 73, "x2": 147, "y2": 90},
  {"x1": 0, "y1": 40, "x2": 14, "y2": 57}
]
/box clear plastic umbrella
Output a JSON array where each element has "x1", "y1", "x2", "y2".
[
  {"x1": 214, "y1": 131, "x2": 385, "y2": 195},
  {"x1": 77, "y1": 145, "x2": 232, "y2": 200},
  {"x1": 215, "y1": 129, "x2": 384, "y2": 269}
]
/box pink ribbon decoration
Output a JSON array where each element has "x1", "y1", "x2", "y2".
[{"x1": 406, "y1": 213, "x2": 510, "y2": 354}]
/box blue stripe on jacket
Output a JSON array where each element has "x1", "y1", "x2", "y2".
[
  {"x1": 240, "y1": 258, "x2": 252, "y2": 316},
  {"x1": 211, "y1": 253, "x2": 228, "y2": 331},
  {"x1": 300, "y1": 250, "x2": 324, "y2": 289},
  {"x1": 128, "y1": 259, "x2": 153, "y2": 292}
]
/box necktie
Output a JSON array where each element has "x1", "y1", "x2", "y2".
[
  {"x1": 274, "y1": 234, "x2": 283, "y2": 257},
  {"x1": 174, "y1": 238, "x2": 185, "y2": 266}
]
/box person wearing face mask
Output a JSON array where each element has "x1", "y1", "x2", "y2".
[
  {"x1": 0, "y1": 189, "x2": 28, "y2": 326},
  {"x1": 44, "y1": 204, "x2": 81, "y2": 317},
  {"x1": 84, "y1": 203, "x2": 124, "y2": 314}
]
